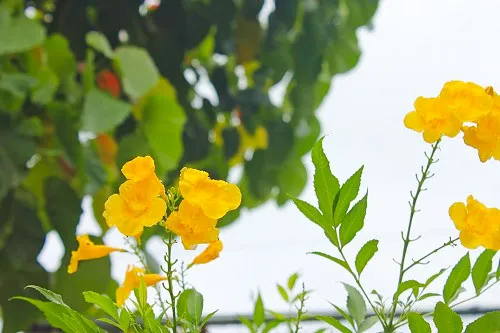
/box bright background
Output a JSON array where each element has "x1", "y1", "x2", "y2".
[{"x1": 37, "y1": 0, "x2": 500, "y2": 331}]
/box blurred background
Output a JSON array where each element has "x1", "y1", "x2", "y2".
[{"x1": 1, "y1": 0, "x2": 500, "y2": 332}]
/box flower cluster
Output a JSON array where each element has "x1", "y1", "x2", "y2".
[
  {"x1": 404, "y1": 80, "x2": 500, "y2": 162},
  {"x1": 166, "y1": 168, "x2": 241, "y2": 265},
  {"x1": 449, "y1": 196, "x2": 500, "y2": 250}
]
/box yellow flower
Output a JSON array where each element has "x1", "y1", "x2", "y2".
[
  {"x1": 189, "y1": 240, "x2": 223, "y2": 267},
  {"x1": 68, "y1": 235, "x2": 124, "y2": 274},
  {"x1": 229, "y1": 125, "x2": 268, "y2": 166},
  {"x1": 439, "y1": 81, "x2": 493, "y2": 122},
  {"x1": 165, "y1": 200, "x2": 220, "y2": 249},
  {"x1": 103, "y1": 156, "x2": 166, "y2": 236},
  {"x1": 462, "y1": 109, "x2": 500, "y2": 162},
  {"x1": 404, "y1": 97, "x2": 461, "y2": 143},
  {"x1": 449, "y1": 195, "x2": 500, "y2": 250},
  {"x1": 116, "y1": 266, "x2": 167, "y2": 306},
  {"x1": 179, "y1": 167, "x2": 242, "y2": 219}
]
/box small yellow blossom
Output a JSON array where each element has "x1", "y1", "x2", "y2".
[
  {"x1": 449, "y1": 195, "x2": 500, "y2": 250},
  {"x1": 404, "y1": 97, "x2": 461, "y2": 143},
  {"x1": 439, "y1": 81, "x2": 493, "y2": 122},
  {"x1": 165, "y1": 200, "x2": 220, "y2": 250},
  {"x1": 190, "y1": 240, "x2": 223, "y2": 267},
  {"x1": 68, "y1": 235, "x2": 124, "y2": 274},
  {"x1": 179, "y1": 167, "x2": 242, "y2": 219},
  {"x1": 229, "y1": 125, "x2": 268, "y2": 166},
  {"x1": 103, "y1": 156, "x2": 166, "y2": 236},
  {"x1": 116, "y1": 266, "x2": 167, "y2": 306},
  {"x1": 462, "y1": 109, "x2": 500, "y2": 162}
]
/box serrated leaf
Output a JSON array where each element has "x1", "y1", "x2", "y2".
[
  {"x1": 287, "y1": 273, "x2": 299, "y2": 290},
  {"x1": 83, "y1": 291, "x2": 119, "y2": 321},
  {"x1": 394, "y1": 280, "x2": 423, "y2": 301},
  {"x1": 324, "y1": 227, "x2": 340, "y2": 247},
  {"x1": 310, "y1": 251, "x2": 349, "y2": 271},
  {"x1": 464, "y1": 311, "x2": 500, "y2": 333},
  {"x1": 291, "y1": 197, "x2": 325, "y2": 228},
  {"x1": 408, "y1": 312, "x2": 431, "y2": 333},
  {"x1": 253, "y1": 294, "x2": 265, "y2": 327},
  {"x1": 25, "y1": 285, "x2": 67, "y2": 306},
  {"x1": 86, "y1": 31, "x2": 114, "y2": 58},
  {"x1": 339, "y1": 193, "x2": 367, "y2": 247},
  {"x1": 433, "y1": 302, "x2": 463, "y2": 333},
  {"x1": 333, "y1": 166, "x2": 363, "y2": 226},
  {"x1": 358, "y1": 316, "x2": 378, "y2": 332},
  {"x1": 277, "y1": 284, "x2": 289, "y2": 302},
  {"x1": 343, "y1": 283, "x2": 366, "y2": 326},
  {"x1": 316, "y1": 316, "x2": 352, "y2": 333},
  {"x1": 443, "y1": 253, "x2": 470, "y2": 304},
  {"x1": 311, "y1": 137, "x2": 340, "y2": 222},
  {"x1": 355, "y1": 239, "x2": 378, "y2": 275},
  {"x1": 472, "y1": 249, "x2": 495, "y2": 295}
]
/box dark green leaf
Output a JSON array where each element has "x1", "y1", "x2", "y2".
[
  {"x1": 316, "y1": 316, "x2": 352, "y2": 333},
  {"x1": 472, "y1": 249, "x2": 496, "y2": 295},
  {"x1": 311, "y1": 137, "x2": 340, "y2": 222},
  {"x1": 253, "y1": 294, "x2": 265, "y2": 328},
  {"x1": 464, "y1": 311, "x2": 500, "y2": 333},
  {"x1": 339, "y1": 193, "x2": 367, "y2": 247},
  {"x1": 408, "y1": 312, "x2": 431, "y2": 333},
  {"x1": 433, "y1": 302, "x2": 463, "y2": 333},
  {"x1": 310, "y1": 251, "x2": 349, "y2": 271},
  {"x1": 343, "y1": 283, "x2": 366, "y2": 326},
  {"x1": 334, "y1": 166, "x2": 363, "y2": 226},
  {"x1": 86, "y1": 31, "x2": 114, "y2": 58},
  {"x1": 290, "y1": 197, "x2": 325, "y2": 228},
  {"x1": 355, "y1": 239, "x2": 378, "y2": 275},
  {"x1": 142, "y1": 94, "x2": 187, "y2": 175},
  {"x1": 394, "y1": 280, "x2": 423, "y2": 301},
  {"x1": 82, "y1": 89, "x2": 131, "y2": 133},
  {"x1": 443, "y1": 253, "x2": 470, "y2": 304}
]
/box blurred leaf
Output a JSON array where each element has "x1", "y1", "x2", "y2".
[
  {"x1": 464, "y1": 311, "x2": 500, "y2": 333},
  {"x1": 471, "y1": 249, "x2": 495, "y2": 295},
  {"x1": 287, "y1": 273, "x2": 299, "y2": 290},
  {"x1": 277, "y1": 284, "x2": 288, "y2": 302},
  {"x1": 82, "y1": 89, "x2": 131, "y2": 133},
  {"x1": 0, "y1": 12, "x2": 46, "y2": 55},
  {"x1": 0, "y1": 73, "x2": 37, "y2": 97},
  {"x1": 295, "y1": 115, "x2": 321, "y2": 156},
  {"x1": 334, "y1": 166, "x2": 363, "y2": 227},
  {"x1": 344, "y1": 0, "x2": 379, "y2": 28},
  {"x1": 262, "y1": 320, "x2": 281, "y2": 333},
  {"x1": 114, "y1": 46, "x2": 160, "y2": 99},
  {"x1": 331, "y1": 304, "x2": 354, "y2": 327},
  {"x1": 132, "y1": 77, "x2": 176, "y2": 120},
  {"x1": 355, "y1": 239, "x2": 378, "y2": 275},
  {"x1": 235, "y1": 17, "x2": 262, "y2": 64},
  {"x1": 408, "y1": 312, "x2": 431, "y2": 333},
  {"x1": 253, "y1": 294, "x2": 265, "y2": 328},
  {"x1": 142, "y1": 94, "x2": 186, "y2": 175},
  {"x1": 443, "y1": 253, "x2": 470, "y2": 304},
  {"x1": 358, "y1": 316, "x2": 378, "y2": 332},
  {"x1": 31, "y1": 67, "x2": 59, "y2": 105},
  {"x1": 86, "y1": 31, "x2": 114, "y2": 58},
  {"x1": 339, "y1": 193, "x2": 367, "y2": 247},
  {"x1": 116, "y1": 131, "x2": 152, "y2": 169},
  {"x1": 44, "y1": 34, "x2": 76, "y2": 80},
  {"x1": 342, "y1": 283, "x2": 366, "y2": 326},
  {"x1": 326, "y1": 29, "x2": 360, "y2": 75},
  {"x1": 433, "y1": 302, "x2": 462, "y2": 333},
  {"x1": 82, "y1": 143, "x2": 107, "y2": 195},
  {"x1": 277, "y1": 156, "x2": 307, "y2": 206},
  {"x1": 316, "y1": 316, "x2": 351, "y2": 333},
  {"x1": 311, "y1": 137, "x2": 340, "y2": 222},
  {"x1": 48, "y1": 102, "x2": 80, "y2": 165},
  {"x1": 393, "y1": 280, "x2": 423, "y2": 301}
]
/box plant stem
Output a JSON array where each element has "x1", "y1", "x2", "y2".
[
  {"x1": 164, "y1": 231, "x2": 178, "y2": 332},
  {"x1": 402, "y1": 237, "x2": 459, "y2": 274},
  {"x1": 293, "y1": 283, "x2": 307, "y2": 333},
  {"x1": 387, "y1": 140, "x2": 440, "y2": 329}
]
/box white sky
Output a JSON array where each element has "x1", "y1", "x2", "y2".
[{"x1": 35, "y1": 0, "x2": 500, "y2": 332}]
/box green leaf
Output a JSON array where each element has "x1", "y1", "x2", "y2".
[
  {"x1": 277, "y1": 157, "x2": 307, "y2": 206},
  {"x1": 331, "y1": 303, "x2": 355, "y2": 328},
  {"x1": 316, "y1": 316, "x2": 352, "y2": 333},
  {"x1": 277, "y1": 284, "x2": 288, "y2": 302},
  {"x1": 358, "y1": 316, "x2": 378, "y2": 332},
  {"x1": 239, "y1": 315, "x2": 254, "y2": 330},
  {"x1": 86, "y1": 31, "x2": 114, "y2": 58},
  {"x1": 116, "y1": 131, "x2": 152, "y2": 168},
  {"x1": 142, "y1": 94, "x2": 187, "y2": 175},
  {"x1": 83, "y1": 291, "x2": 119, "y2": 321},
  {"x1": 344, "y1": 0, "x2": 379, "y2": 28},
  {"x1": 355, "y1": 239, "x2": 378, "y2": 275},
  {"x1": 472, "y1": 249, "x2": 496, "y2": 295},
  {"x1": 25, "y1": 285, "x2": 67, "y2": 306},
  {"x1": 82, "y1": 89, "x2": 131, "y2": 133},
  {"x1": 311, "y1": 137, "x2": 340, "y2": 222},
  {"x1": 394, "y1": 280, "x2": 423, "y2": 301},
  {"x1": 418, "y1": 293, "x2": 440, "y2": 301},
  {"x1": 425, "y1": 268, "x2": 447, "y2": 287},
  {"x1": 325, "y1": 28, "x2": 360, "y2": 75},
  {"x1": 44, "y1": 34, "x2": 76, "y2": 80},
  {"x1": 443, "y1": 253, "x2": 470, "y2": 304},
  {"x1": 464, "y1": 311, "x2": 500, "y2": 333},
  {"x1": 310, "y1": 251, "x2": 349, "y2": 271},
  {"x1": 408, "y1": 312, "x2": 431, "y2": 333},
  {"x1": 290, "y1": 197, "x2": 325, "y2": 228},
  {"x1": 262, "y1": 320, "x2": 281, "y2": 333},
  {"x1": 287, "y1": 273, "x2": 299, "y2": 290},
  {"x1": 31, "y1": 67, "x2": 59, "y2": 105},
  {"x1": 0, "y1": 13, "x2": 46, "y2": 55},
  {"x1": 200, "y1": 310, "x2": 218, "y2": 328},
  {"x1": 177, "y1": 288, "x2": 204, "y2": 325},
  {"x1": 334, "y1": 166, "x2": 363, "y2": 226},
  {"x1": 114, "y1": 46, "x2": 160, "y2": 99},
  {"x1": 339, "y1": 193, "x2": 367, "y2": 247},
  {"x1": 342, "y1": 283, "x2": 366, "y2": 326},
  {"x1": 253, "y1": 294, "x2": 265, "y2": 328},
  {"x1": 433, "y1": 302, "x2": 463, "y2": 333}
]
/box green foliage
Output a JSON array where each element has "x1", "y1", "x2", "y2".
[
  {"x1": 464, "y1": 311, "x2": 500, "y2": 333},
  {"x1": 443, "y1": 254, "x2": 471, "y2": 304},
  {"x1": 408, "y1": 312, "x2": 431, "y2": 333},
  {"x1": 433, "y1": 302, "x2": 463, "y2": 333},
  {"x1": 471, "y1": 249, "x2": 496, "y2": 295},
  {"x1": 355, "y1": 240, "x2": 378, "y2": 275}
]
